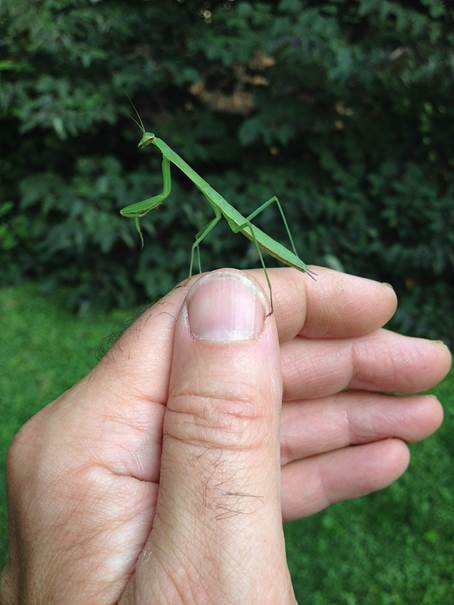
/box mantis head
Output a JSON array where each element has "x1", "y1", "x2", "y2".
[{"x1": 138, "y1": 131, "x2": 155, "y2": 150}]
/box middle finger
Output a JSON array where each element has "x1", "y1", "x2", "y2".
[
  {"x1": 280, "y1": 391, "x2": 443, "y2": 465},
  {"x1": 281, "y1": 328, "x2": 451, "y2": 400}
]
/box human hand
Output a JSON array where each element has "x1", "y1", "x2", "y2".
[{"x1": 0, "y1": 268, "x2": 450, "y2": 604}]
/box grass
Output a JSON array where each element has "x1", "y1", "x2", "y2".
[{"x1": 1, "y1": 284, "x2": 453, "y2": 603}]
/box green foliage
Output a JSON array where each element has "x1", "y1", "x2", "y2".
[
  {"x1": 1, "y1": 0, "x2": 453, "y2": 342},
  {"x1": 1, "y1": 284, "x2": 453, "y2": 602}
]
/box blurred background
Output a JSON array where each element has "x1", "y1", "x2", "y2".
[{"x1": 0, "y1": 1, "x2": 453, "y2": 602}]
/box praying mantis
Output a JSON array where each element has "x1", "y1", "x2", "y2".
[{"x1": 120, "y1": 113, "x2": 316, "y2": 307}]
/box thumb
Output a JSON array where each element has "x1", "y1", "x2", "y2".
[{"x1": 137, "y1": 270, "x2": 294, "y2": 602}]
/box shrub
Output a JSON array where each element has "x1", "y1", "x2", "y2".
[{"x1": 1, "y1": 0, "x2": 453, "y2": 342}]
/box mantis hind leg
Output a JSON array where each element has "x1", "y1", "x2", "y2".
[
  {"x1": 225, "y1": 216, "x2": 274, "y2": 316},
  {"x1": 225, "y1": 195, "x2": 299, "y2": 314},
  {"x1": 231, "y1": 195, "x2": 316, "y2": 281},
  {"x1": 189, "y1": 207, "x2": 222, "y2": 278},
  {"x1": 240, "y1": 195, "x2": 299, "y2": 255},
  {"x1": 248, "y1": 224, "x2": 274, "y2": 316}
]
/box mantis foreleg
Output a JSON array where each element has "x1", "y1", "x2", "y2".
[
  {"x1": 120, "y1": 156, "x2": 172, "y2": 246},
  {"x1": 120, "y1": 157, "x2": 171, "y2": 219}
]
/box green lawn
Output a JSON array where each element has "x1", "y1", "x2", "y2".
[{"x1": 1, "y1": 284, "x2": 453, "y2": 603}]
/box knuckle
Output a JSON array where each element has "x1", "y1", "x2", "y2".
[
  {"x1": 6, "y1": 408, "x2": 53, "y2": 490},
  {"x1": 166, "y1": 384, "x2": 269, "y2": 451}
]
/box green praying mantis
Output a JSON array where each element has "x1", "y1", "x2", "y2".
[{"x1": 120, "y1": 110, "x2": 316, "y2": 308}]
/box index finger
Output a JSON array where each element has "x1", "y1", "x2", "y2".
[{"x1": 245, "y1": 266, "x2": 397, "y2": 342}]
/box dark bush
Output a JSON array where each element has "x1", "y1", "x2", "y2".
[{"x1": 1, "y1": 0, "x2": 453, "y2": 341}]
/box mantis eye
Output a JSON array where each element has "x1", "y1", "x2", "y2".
[{"x1": 138, "y1": 132, "x2": 155, "y2": 149}]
